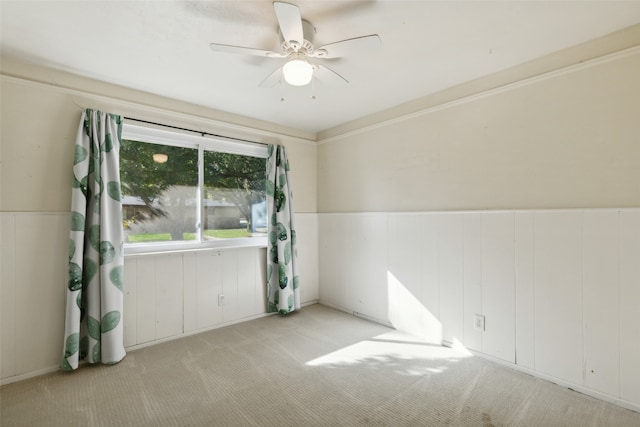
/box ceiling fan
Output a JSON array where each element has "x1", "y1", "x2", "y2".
[{"x1": 209, "y1": 1, "x2": 381, "y2": 88}]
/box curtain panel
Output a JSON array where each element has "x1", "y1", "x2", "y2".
[
  {"x1": 61, "y1": 109, "x2": 126, "y2": 371},
  {"x1": 266, "y1": 144, "x2": 300, "y2": 314}
]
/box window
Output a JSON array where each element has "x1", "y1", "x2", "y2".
[{"x1": 120, "y1": 124, "x2": 267, "y2": 252}]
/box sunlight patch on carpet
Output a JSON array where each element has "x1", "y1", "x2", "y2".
[{"x1": 306, "y1": 329, "x2": 471, "y2": 376}]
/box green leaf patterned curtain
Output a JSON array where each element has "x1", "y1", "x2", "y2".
[
  {"x1": 61, "y1": 109, "x2": 126, "y2": 371},
  {"x1": 266, "y1": 144, "x2": 300, "y2": 314}
]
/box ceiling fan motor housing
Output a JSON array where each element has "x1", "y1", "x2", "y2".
[
  {"x1": 209, "y1": 1, "x2": 380, "y2": 87},
  {"x1": 280, "y1": 19, "x2": 316, "y2": 54}
]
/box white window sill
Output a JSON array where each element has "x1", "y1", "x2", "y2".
[{"x1": 124, "y1": 237, "x2": 267, "y2": 257}]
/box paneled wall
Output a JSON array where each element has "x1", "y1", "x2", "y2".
[
  {"x1": 0, "y1": 213, "x2": 69, "y2": 381},
  {"x1": 123, "y1": 248, "x2": 268, "y2": 348},
  {"x1": 319, "y1": 209, "x2": 640, "y2": 410},
  {"x1": 1, "y1": 212, "x2": 318, "y2": 383}
]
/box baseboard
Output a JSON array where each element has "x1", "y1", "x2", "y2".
[
  {"x1": 318, "y1": 301, "x2": 393, "y2": 328},
  {"x1": 2, "y1": 301, "x2": 320, "y2": 386},
  {"x1": 457, "y1": 345, "x2": 640, "y2": 414},
  {"x1": 0, "y1": 365, "x2": 60, "y2": 386},
  {"x1": 126, "y1": 311, "x2": 277, "y2": 352}
]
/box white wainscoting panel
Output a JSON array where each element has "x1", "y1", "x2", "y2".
[
  {"x1": 620, "y1": 210, "x2": 640, "y2": 404},
  {"x1": 318, "y1": 214, "x2": 349, "y2": 310},
  {"x1": 514, "y1": 212, "x2": 535, "y2": 369},
  {"x1": 154, "y1": 254, "x2": 184, "y2": 339},
  {"x1": 135, "y1": 256, "x2": 157, "y2": 344},
  {"x1": 256, "y1": 248, "x2": 268, "y2": 312},
  {"x1": 348, "y1": 214, "x2": 388, "y2": 322},
  {"x1": 14, "y1": 214, "x2": 68, "y2": 375},
  {"x1": 388, "y1": 214, "x2": 427, "y2": 339},
  {"x1": 195, "y1": 251, "x2": 223, "y2": 329},
  {"x1": 1, "y1": 214, "x2": 17, "y2": 379},
  {"x1": 222, "y1": 249, "x2": 240, "y2": 323},
  {"x1": 182, "y1": 253, "x2": 198, "y2": 333},
  {"x1": 121, "y1": 246, "x2": 277, "y2": 349},
  {"x1": 421, "y1": 215, "x2": 440, "y2": 343},
  {"x1": 236, "y1": 248, "x2": 259, "y2": 319},
  {"x1": 295, "y1": 213, "x2": 319, "y2": 304},
  {"x1": 222, "y1": 248, "x2": 265, "y2": 322},
  {"x1": 463, "y1": 213, "x2": 483, "y2": 351},
  {"x1": 534, "y1": 211, "x2": 583, "y2": 385},
  {"x1": 437, "y1": 214, "x2": 464, "y2": 345},
  {"x1": 318, "y1": 208, "x2": 640, "y2": 410},
  {"x1": 481, "y1": 213, "x2": 515, "y2": 363},
  {"x1": 123, "y1": 257, "x2": 137, "y2": 347},
  {"x1": 583, "y1": 211, "x2": 620, "y2": 396},
  {"x1": 124, "y1": 247, "x2": 272, "y2": 347},
  {"x1": 0, "y1": 213, "x2": 68, "y2": 380}
]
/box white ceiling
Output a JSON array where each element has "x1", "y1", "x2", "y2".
[{"x1": 2, "y1": 1, "x2": 640, "y2": 134}]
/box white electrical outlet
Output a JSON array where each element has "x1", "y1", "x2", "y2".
[
  {"x1": 218, "y1": 294, "x2": 225, "y2": 306},
  {"x1": 474, "y1": 314, "x2": 485, "y2": 331}
]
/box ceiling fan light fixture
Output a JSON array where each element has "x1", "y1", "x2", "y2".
[{"x1": 282, "y1": 57, "x2": 313, "y2": 86}]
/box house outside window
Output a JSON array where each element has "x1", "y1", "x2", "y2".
[{"x1": 120, "y1": 123, "x2": 267, "y2": 253}]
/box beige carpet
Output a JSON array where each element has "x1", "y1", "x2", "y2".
[{"x1": 1, "y1": 304, "x2": 639, "y2": 426}]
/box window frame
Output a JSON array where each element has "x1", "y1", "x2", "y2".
[{"x1": 121, "y1": 123, "x2": 268, "y2": 255}]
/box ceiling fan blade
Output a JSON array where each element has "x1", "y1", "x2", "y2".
[
  {"x1": 209, "y1": 42, "x2": 285, "y2": 58},
  {"x1": 314, "y1": 64, "x2": 348, "y2": 85},
  {"x1": 311, "y1": 34, "x2": 381, "y2": 59},
  {"x1": 273, "y1": 2, "x2": 304, "y2": 47},
  {"x1": 259, "y1": 67, "x2": 283, "y2": 88}
]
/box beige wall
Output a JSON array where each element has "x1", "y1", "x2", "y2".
[
  {"x1": 0, "y1": 60, "x2": 317, "y2": 213},
  {"x1": 317, "y1": 50, "x2": 640, "y2": 213},
  {"x1": 1, "y1": 81, "x2": 79, "y2": 212}
]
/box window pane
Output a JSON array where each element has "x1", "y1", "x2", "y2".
[
  {"x1": 203, "y1": 150, "x2": 267, "y2": 239},
  {"x1": 120, "y1": 140, "x2": 198, "y2": 244}
]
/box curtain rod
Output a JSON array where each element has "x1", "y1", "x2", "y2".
[{"x1": 124, "y1": 117, "x2": 269, "y2": 147}]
